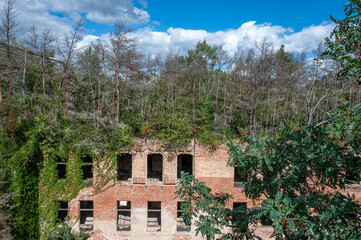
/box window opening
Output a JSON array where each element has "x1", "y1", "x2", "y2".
[
  {"x1": 80, "y1": 201, "x2": 93, "y2": 231},
  {"x1": 261, "y1": 215, "x2": 272, "y2": 227},
  {"x1": 234, "y1": 167, "x2": 246, "y2": 188},
  {"x1": 117, "y1": 154, "x2": 132, "y2": 181},
  {"x1": 117, "y1": 201, "x2": 131, "y2": 231},
  {"x1": 56, "y1": 158, "x2": 66, "y2": 179},
  {"x1": 177, "y1": 202, "x2": 191, "y2": 232},
  {"x1": 346, "y1": 212, "x2": 358, "y2": 220},
  {"x1": 346, "y1": 159, "x2": 360, "y2": 185},
  {"x1": 233, "y1": 202, "x2": 247, "y2": 210},
  {"x1": 58, "y1": 201, "x2": 68, "y2": 222},
  {"x1": 232, "y1": 202, "x2": 247, "y2": 232},
  {"x1": 82, "y1": 155, "x2": 93, "y2": 180},
  {"x1": 147, "y1": 201, "x2": 161, "y2": 232},
  {"x1": 147, "y1": 154, "x2": 163, "y2": 181},
  {"x1": 177, "y1": 154, "x2": 193, "y2": 178}
]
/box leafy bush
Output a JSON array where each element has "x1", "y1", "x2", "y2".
[{"x1": 46, "y1": 222, "x2": 90, "y2": 240}]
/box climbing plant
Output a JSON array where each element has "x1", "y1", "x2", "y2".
[{"x1": 0, "y1": 99, "x2": 132, "y2": 239}]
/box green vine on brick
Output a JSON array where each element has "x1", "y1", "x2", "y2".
[{"x1": 0, "y1": 101, "x2": 132, "y2": 239}]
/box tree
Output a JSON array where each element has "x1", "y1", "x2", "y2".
[
  {"x1": 77, "y1": 46, "x2": 102, "y2": 114},
  {"x1": 0, "y1": 174, "x2": 16, "y2": 240},
  {"x1": 322, "y1": 0, "x2": 361, "y2": 83},
  {"x1": 176, "y1": 2, "x2": 361, "y2": 239},
  {"x1": 107, "y1": 20, "x2": 135, "y2": 123},
  {"x1": 0, "y1": 0, "x2": 18, "y2": 100},
  {"x1": 176, "y1": 108, "x2": 361, "y2": 239},
  {"x1": 185, "y1": 41, "x2": 218, "y2": 147},
  {"x1": 46, "y1": 222, "x2": 89, "y2": 240},
  {"x1": 58, "y1": 18, "x2": 85, "y2": 116},
  {"x1": 27, "y1": 25, "x2": 56, "y2": 99}
]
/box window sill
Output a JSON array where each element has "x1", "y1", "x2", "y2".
[{"x1": 234, "y1": 182, "x2": 245, "y2": 188}]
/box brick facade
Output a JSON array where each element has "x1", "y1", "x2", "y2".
[{"x1": 65, "y1": 139, "x2": 361, "y2": 240}]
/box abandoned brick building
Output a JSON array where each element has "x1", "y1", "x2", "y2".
[{"x1": 56, "y1": 139, "x2": 361, "y2": 240}]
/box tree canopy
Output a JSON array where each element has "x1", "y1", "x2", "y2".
[
  {"x1": 322, "y1": 0, "x2": 361, "y2": 83},
  {"x1": 176, "y1": 1, "x2": 361, "y2": 239},
  {"x1": 0, "y1": 0, "x2": 360, "y2": 239}
]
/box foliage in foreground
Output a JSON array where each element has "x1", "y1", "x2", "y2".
[
  {"x1": 176, "y1": 1, "x2": 361, "y2": 238},
  {"x1": 176, "y1": 103, "x2": 361, "y2": 240},
  {"x1": 46, "y1": 222, "x2": 90, "y2": 240},
  {"x1": 0, "y1": 99, "x2": 132, "y2": 239},
  {"x1": 322, "y1": 0, "x2": 361, "y2": 82}
]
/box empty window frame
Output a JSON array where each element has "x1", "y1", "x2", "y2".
[
  {"x1": 56, "y1": 158, "x2": 66, "y2": 179},
  {"x1": 346, "y1": 212, "x2": 358, "y2": 220},
  {"x1": 79, "y1": 201, "x2": 93, "y2": 231},
  {"x1": 177, "y1": 202, "x2": 191, "y2": 232},
  {"x1": 234, "y1": 167, "x2": 246, "y2": 188},
  {"x1": 346, "y1": 170, "x2": 359, "y2": 184},
  {"x1": 117, "y1": 154, "x2": 132, "y2": 181},
  {"x1": 260, "y1": 215, "x2": 272, "y2": 227},
  {"x1": 147, "y1": 201, "x2": 161, "y2": 232},
  {"x1": 117, "y1": 201, "x2": 131, "y2": 231},
  {"x1": 147, "y1": 154, "x2": 163, "y2": 181},
  {"x1": 82, "y1": 155, "x2": 93, "y2": 180},
  {"x1": 177, "y1": 154, "x2": 193, "y2": 179},
  {"x1": 58, "y1": 201, "x2": 68, "y2": 222},
  {"x1": 232, "y1": 202, "x2": 247, "y2": 232},
  {"x1": 233, "y1": 202, "x2": 247, "y2": 210},
  {"x1": 346, "y1": 159, "x2": 360, "y2": 185}
]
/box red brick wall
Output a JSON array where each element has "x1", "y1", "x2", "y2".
[{"x1": 67, "y1": 139, "x2": 360, "y2": 240}]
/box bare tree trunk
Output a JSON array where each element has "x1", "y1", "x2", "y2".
[
  {"x1": 214, "y1": 59, "x2": 222, "y2": 124},
  {"x1": 7, "y1": 52, "x2": 14, "y2": 99},
  {"x1": 22, "y1": 48, "x2": 27, "y2": 97},
  {"x1": 100, "y1": 50, "x2": 107, "y2": 114},
  {"x1": 58, "y1": 18, "x2": 84, "y2": 91},
  {"x1": 192, "y1": 76, "x2": 196, "y2": 141},
  {"x1": 64, "y1": 73, "x2": 72, "y2": 117},
  {"x1": 97, "y1": 74, "x2": 101, "y2": 113},
  {"x1": 1, "y1": 0, "x2": 18, "y2": 100},
  {"x1": 115, "y1": 67, "x2": 120, "y2": 123},
  {"x1": 42, "y1": 54, "x2": 46, "y2": 99},
  {"x1": 222, "y1": 74, "x2": 228, "y2": 142}
]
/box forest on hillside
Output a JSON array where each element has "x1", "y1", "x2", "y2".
[
  {"x1": 0, "y1": 0, "x2": 360, "y2": 239},
  {"x1": 0, "y1": 11, "x2": 359, "y2": 149}
]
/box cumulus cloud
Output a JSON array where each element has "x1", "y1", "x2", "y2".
[
  {"x1": 16, "y1": 0, "x2": 73, "y2": 38},
  {"x1": 124, "y1": 21, "x2": 334, "y2": 58},
  {"x1": 13, "y1": 0, "x2": 149, "y2": 40},
  {"x1": 282, "y1": 22, "x2": 335, "y2": 52},
  {"x1": 9, "y1": 0, "x2": 334, "y2": 59}
]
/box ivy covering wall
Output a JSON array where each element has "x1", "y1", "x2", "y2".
[{"x1": 0, "y1": 100, "x2": 130, "y2": 239}]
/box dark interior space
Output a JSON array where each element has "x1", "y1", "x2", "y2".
[
  {"x1": 147, "y1": 201, "x2": 161, "y2": 230},
  {"x1": 147, "y1": 154, "x2": 163, "y2": 181},
  {"x1": 234, "y1": 167, "x2": 247, "y2": 182},
  {"x1": 56, "y1": 157, "x2": 66, "y2": 179},
  {"x1": 80, "y1": 201, "x2": 93, "y2": 229},
  {"x1": 177, "y1": 154, "x2": 193, "y2": 178},
  {"x1": 117, "y1": 201, "x2": 131, "y2": 231},
  {"x1": 58, "y1": 201, "x2": 68, "y2": 222},
  {"x1": 177, "y1": 202, "x2": 191, "y2": 232},
  {"x1": 117, "y1": 154, "x2": 132, "y2": 181},
  {"x1": 82, "y1": 155, "x2": 93, "y2": 180}
]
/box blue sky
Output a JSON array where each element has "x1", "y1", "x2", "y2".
[
  {"x1": 15, "y1": 0, "x2": 348, "y2": 57},
  {"x1": 140, "y1": 0, "x2": 347, "y2": 32}
]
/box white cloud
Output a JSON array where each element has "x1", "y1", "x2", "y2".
[
  {"x1": 44, "y1": 0, "x2": 149, "y2": 24},
  {"x1": 12, "y1": 0, "x2": 150, "y2": 41},
  {"x1": 282, "y1": 22, "x2": 334, "y2": 52},
  {"x1": 9, "y1": 0, "x2": 334, "y2": 59},
  {"x1": 129, "y1": 21, "x2": 334, "y2": 58}
]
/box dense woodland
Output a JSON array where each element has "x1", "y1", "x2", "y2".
[
  {"x1": 0, "y1": 0, "x2": 360, "y2": 239},
  {"x1": 1, "y1": 17, "x2": 360, "y2": 148}
]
